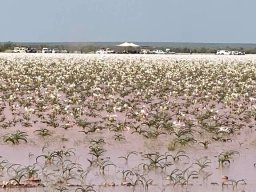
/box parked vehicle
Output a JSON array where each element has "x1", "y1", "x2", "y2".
[
  {"x1": 238, "y1": 51, "x2": 245, "y2": 55},
  {"x1": 231, "y1": 51, "x2": 239, "y2": 55},
  {"x1": 52, "y1": 49, "x2": 60, "y2": 53},
  {"x1": 216, "y1": 50, "x2": 231, "y2": 55},
  {"x1": 217, "y1": 50, "x2": 245, "y2": 55},
  {"x1": 27, "y1": 47, "x2": 37, "y2": 53},
  {"x1": 151, "y1": 50, "x2": 166, "y2": 54},
  {"x1": 140, "y1": 49, "x2": 151, "y2": 54},
  {"x1": 42, "y1": 48, "x2": 51, "y2": 53},
  {"x1": 60, "y1": 50, "x2": 68, "y2": 53},
  {"x1": 96, "y1": 49, "x2": 106, "y2": 54},
  {"x1": 13, "y1": 47, "x2": 27, "y2": 53},
  {"x1": 166, "y1": 49, "x2": 176, "y2": 54},
  {"x1": 96, "y1": 48, "x2": 115, "y2": 54}
]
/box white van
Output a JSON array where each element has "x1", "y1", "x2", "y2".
[
  {"x1": 42, "y1": 48, "x2": 51, "y2": 53},
  {"x1": 96, "y1": 48, "x2": 114, "y2": 54},
  {"x1": 151, "y1": 50, "x2": 166, "y2": 54},
  {"x1": 216, "y1": 50, "x2": 231, "y2": 55},
  {"x1": 13, "y1": 47, "x2": 27, "y2": 53}
]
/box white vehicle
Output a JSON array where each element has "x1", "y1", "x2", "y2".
[
  {"x1": 42, "y1": 48, "x2": 51, "y2": 53},
  {"x1": 216, "y1": 50, "x2": 231, "y2": 55},
  {"x1": 96, "y1": 48, "x2": 114, "y2": 54},
  {"x1": 236, "y1": 51, "x2": 245, "y2": 55},
  {"x1": 13, "y1": 47, "x2": 27, "y2": 53},
  {"x1": 60, "y1": 50, "x2": 68, "y2": 53},
  {"x1": 166, "y1": 49, "x2": 176, "y2": 54},
  {"x1": 96, "y1": 49, "x2": 106, "y2": 54},
  {"x1": 52, "y1": 49, "x2": 60, "y2": 53},
  {"x1": 151, "y1": 50, "x2": 166, "y2": 54},
  {"x1": 140, "y1": 49, "x2": 151, "y2": 54},
  {"x1": 231, "y1": 51, "x2": 239, "y2": 55},
  {"x1": 238, "y1": 51, "x2": 245, "y2": 55}
]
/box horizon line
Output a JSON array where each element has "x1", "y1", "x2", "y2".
[{"x1": 1, "y1": 41, "x2": 256, "y2": 45}]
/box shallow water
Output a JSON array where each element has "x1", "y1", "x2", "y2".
[{"x1": 0, "y1": 53, "x2": 255, "y2": 191}]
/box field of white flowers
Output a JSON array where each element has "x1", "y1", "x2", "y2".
[{"x1": 0, "y1": 53, "x2": 255, "y2": 192}]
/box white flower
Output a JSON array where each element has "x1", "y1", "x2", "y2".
[
  {"x1": 218, "y1": 127, "x2": 231, "y2": 133},
  {"x1": 173, "y1": 121, "x2": 185, "y2": 127}
]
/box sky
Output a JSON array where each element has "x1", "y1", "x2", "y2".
[{"x1": 1, "y1": 0, "x2": 256, "y2": 43}]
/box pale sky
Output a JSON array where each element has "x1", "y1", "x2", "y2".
[{"x1": 1, "y1": 0, "x2": 256, "y2": 43}]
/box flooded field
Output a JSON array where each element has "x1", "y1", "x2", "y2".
[{"x1": 0, "y1": 53, "x2": 255, "y2": 192}]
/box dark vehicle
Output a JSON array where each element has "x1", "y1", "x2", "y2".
[{"x1": 26, "y1": 48, "x2": 37, "y2": 53}]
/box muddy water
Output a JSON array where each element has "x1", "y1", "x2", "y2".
[
  {"x1": 1, "y1": 126, "x2": 256, "y2": 192},
  {"x1": 0, "y1": 53, "x2": 256, "y2": 191}
]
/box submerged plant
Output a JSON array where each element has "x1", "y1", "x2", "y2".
[
  {"x1": 75, "y1": 185, "x2": 96, "y2": 192},
  {"x1": 194, "y1": 158, "x2": 211, "y2": 172},
  {"x1": 228, "y1": 179, "x2": 247, "y2": 190},
  {"x1": 3, "y1": 130, "x2": 28, "y2": 144},
  {"x1": 143, "y1": 153, "x2": 167, "y2": 169},
  {"x1": 218, "y1": 150, "x2": 239, "y2": 167},
  {"x1": 34, "y1": 128, "x2": 51, "y2": 137},
  {"x1": 118, "y1": 151, "x2": 137, "y2": 164},
  {"x1": 167, "y1": 150, "x2": 190, "y2": 162},
  {"x1": 88, "y1": 145, "x2": 105, "y2": 162},
  {"x1": 114, "y1": 133, "x2": 126, "y2": 141},
  {"x1": 199, "y1": 141, "x2": 210, "y2": 149}
]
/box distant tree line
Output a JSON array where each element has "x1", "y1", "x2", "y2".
[
  {"x1": 0, "y1": 42, "x2": 13, "y2": 52},
  {"x1": 1, "y1": 42, "x2": 256, "y2": 54}
]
